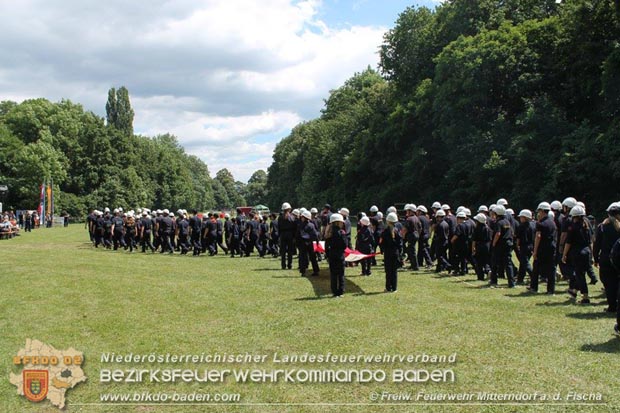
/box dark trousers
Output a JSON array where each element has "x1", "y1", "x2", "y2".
[
  {"x1": 491, "y1": 244, "x2": 515, "y2": 287},
  {"x1": 573, "y1": 251, "x2": 590, "y2": 295},
  {"x1": 361, "y1": 257, "x2": 372, "y2": 275},
  {"x1": 435, "y1": 243, "x2": 451, "y2": 272},
  {"x1": 517, "y1": 248, "x2": 533, "y2": 282},
  {"x1": 141, "y1": 231, "x2": 155, "y2": 252},
  {"x1": 191, "y1": 233, "x2": 201, "y2": 255},
  {"x1": 385, "y1": 253, "x2": 398, "y2": 292},
  {"x1": 406, "y1": 237, "x2": 419, "y2": 270},
  {"x1": 417, "y1": 237, "x2": 432, "y2": 267},
  {"x1": 600, "y1": 261, "x2": 619, "y2": 311},
  {"x1": 160, "y1": 233, "x2": 173, "y2": 253},
  {"x1": 531, "y1": 254, "x2": 555, "y2": 293},
  {"x1": 113, "y1": 231, "x2": 126, "y2": 250},
  {"x1": 329, "y1": 256, "x2": 345, "y2": 296},
  {"x1": 452, "y1": 243, "x2": 468, "y2": 275},
  {"x1": 125, "y1": 232, "x2": 136, "y2": 251},
  {"x1": 269, "y1": 236, "x2": 280, "y2": 256},
  {"x1": 299, "y1": 242, "x2": 320, "y2": 274},
  {"x1": 178, "y1": 234, "x2": 190, "y2": 254},
  {"x1": 474, "y1": 246, "x2": 490, "y2": 281},
  {"x1": 280, "y1": 236, "x2": 294, "y2": 269}
]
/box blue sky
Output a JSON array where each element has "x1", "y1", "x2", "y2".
[{"x1": 0, "y1": 0, "x2": 441, "y2": 182}]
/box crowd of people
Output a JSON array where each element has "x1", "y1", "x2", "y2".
[{"x1": 86, "y1": 197, "x2": 620, "y2": 336}]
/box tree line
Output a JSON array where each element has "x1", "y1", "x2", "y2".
[
  {"x1": 0, "y1": 87, "x2": 267, "y2": 218},
  {"x1": 266, "y1": 0, "x2": 620, "y2": 217}
]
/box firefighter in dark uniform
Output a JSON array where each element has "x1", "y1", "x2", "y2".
[
  {"x1": 559, "y1": 197, "x2": 578, "y2": 282},
  {"x1": 94, "y1": 210, "x2": 105, "y2": 248},
  {"x1": 139, "y1": 211, "x2": 155, "y2": 253},
  {"x1": 442, "y1": 205, "x2": 456, "y2": 272},
  {"x1": 229, "y1": 217, "x2": 241, "y2": 257},
  {"x1": 200, "y1": 215, "x2": 209, "y2": 254},
  {"x1": 278, "y1": 203, "x2": 295, "y2": 269},
  {"x1": 188, "y1": 210, "x2": 202, "y2": 256},
  {"x1": 490, "y1": 205, "x2": 515, "y2": 287},
  {"x1": 205, "y1": 213, "x2": 218, "y2": 255},
  {"x1": 368, "y1": 205, "x2": 379, "y2": 265},
  {"x1": 86, "y1": 209, "x2": 96, "y2": 243},
  {"x1": 177, "y1": 211, "x2": 190, "y2": 254},
  {"x1": 472, "y1": 213, "x2": 492, "y2": 281},
  {"x1": 124, "y1": 212, "x2": 137, "y2": 252},
  {"x1": 416, "y1": 206, "x2": 433, "y2": 268},
  {"x1": 339, "y1": 208, "x2": 352, "y2": 249},
  {"x1": 516, "y1": 209, "x2": 536, "y2": 284},
  {"x1": 593, "y1": 203, "x2": 620, "y2": 313},
  {"x1": 529, "y1": 202, "x2": 557, "y2": 294},
  {"x1": 404, "y1": 204, "x2": 421, "y2": 271},
  {"x1": 236, "y1": 208, "x2": 247, "y2": 253},
  {"x1": 356, "y1": 216, "x2": 374, "y2": 276},
  {"x1": 269, "y1": 213, "x2": 280, "y2": 257},
  {"x1": 111, "y1": 209, "x2": 126, "y2": 250},
  {"x1": 223, "y1": 213, "x2": 233, "y2": 253},
  {"x1": 381, "y1": 212, "x2": 402, "y2": 292},
  {"x1": 451, "y1": 211, "x2": 469, "y2": 275},
  {"x1": 258, "y1": 214, "x2": 269, "y2": 257},
  {"x1": 159, "y1": 210, "x2": 174, "y2": 254},
  {"x1": 325, "y1": 213, "x2": 347, "y2": 297},
  {"x1": 298, "y1": 210, "x2": 320, "y2": 276},
  {"x1": 563, "y1": 205, "x2": 592, "y2": 304},
  {"x1": 154, "y1": 210, "x2": 164, "y2": 251},
  {"x1": 433, "y1": 209, "x2": 452, "y2": 273}
]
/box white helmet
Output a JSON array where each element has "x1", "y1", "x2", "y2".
[
  {"x1": 310, "y1": 208, "x2": 318, "y2": 214},
  {"x1": 329, "y1": 213, "x2": 344, "y2": 224},
  {"x1": 113, "y1": 208, "x2": 119, "y2": 214},
  {"x1": 142, "y1": 211, "x2": 148, "y2": 216},
  {"x1": 292, "y1": 209, "x2": 300, "y2": 217},
  {"x1": 405, "y1": 204, "x2": 416, "y2": 212},
  {"x1": 548, "y1": 210, "x2": 555, "y2": 219},
  {"x1": 576, "y1": 201, "x2": 585, "y2": 209},
  {"x1": 339, "y1": 208, "x2": 350, "y2": 216},
  {"x1": 536, "y1": 202, "x2": 551, "y2": 211},
  {"x1": 369, "y1": 205, "x2": 379, "y2": 213},
  {"x1": 177, "y1": 209, "x2": 183, "y2": 215},
  {"x1": 156, "y1": 209, "x2": 162, "y2": 214},
  {"x1": 302, "y1": 210, "x2": 312, "y2": 220},
  {"x1": 225, "y1": 213, "x2": 230, "y2": 219},
  {"x1": 456, "y1": 206, "x2": 465, "y2": 214},
  {"x1": 417, "y1": 205, "x2": 428, "y2": 213},
  {"x1": 474, "y1": 213, "x2": 487, "y2": 224},
  {"x1": 163, "y1": 209, "x2": 169, "y2": 214},
  {"x1": 169, "y1": 212, "x2": 174, "y2": 217},
  {"x1": 386, "y1": 212, "x2": 398, "y2": 223},
  {"x1": 104, "y1": 207, "x2": 110, "y2": 213},
  {"x1": 432, "y1": 202, "x2": 441, "y2": 209},
  {"x1": 281, "y1": 202, "x2": 292, "y2": 211},
  {"x1": 435, "y1": 209, "x2": 446, "y2": 217},
  {"x1": 562, "y1": 197, "x2": 577, "y2": 209},
  {"x1": 456, "y1": 211, "x2": 467, "y2": 218},
  {"x1": 387, "y1": 206, "x2": 397, "y2": 214},
  {"x1": 607, "y1": 202, "x2": 620, "y2": 214},
  {"x1": 506, "y1": 208, "x2": 514, "y2": 216},
  {"x1": 478, "y1": 205, "x2": 489, "y2": 213},
  {"x1": 360, "y1": 217, "x2": 370, "y2": 226},
  {"x1": 299, "y1": 207, "x2": 308, "y2": 214},
  {"x1": 442, "y1": 204, "x2": 450, "y2": 210},
  {"x1": 518, "y1": 209, "x2": 532, "y2": 219},
  {"x1": 494, "y1": 205, "x2": 506, "y2": 216},
  {"x1": 489, "y1": 204, "x2": 497, "y2": 212},
  {"x1": 497, "y1": 198, "x2": 508, "y2": 206},
  {"x1": 570, "y1": 205, "x2": 586, "y2": 217},
  {"x1": 118, "y1": 207, "x2": 123, "y2": 212},
  {"x1": 376, "y1": 211, "x2": 383, "y2": 219},
  {"x1": 464, "y1": 208, "x2": 472, "y2": 216},
  {"x1": 550, "y1": 200, "x2": 562, "y2": 210},
  {"x1": 137, "y1": 208, "x2": 142, "y2": 214}
]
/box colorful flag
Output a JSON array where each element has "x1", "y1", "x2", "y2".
[
  {"x1": 313, "y1": 241, "x2": 377, "y2": 262},
  {"x1": 46, "y1": 183, "x2": 52, "y2": 217},
  {"x1": 38, "y1": 182, "x2": 45, "y2": 225}
]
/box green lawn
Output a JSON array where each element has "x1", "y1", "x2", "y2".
[{"x1": 1, "y1": 225, "x2": 618, "y2": 413}]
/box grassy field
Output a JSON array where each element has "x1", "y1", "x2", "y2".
[{"x1": 1, "y1": 225, "x2": 618, "y2": 413}]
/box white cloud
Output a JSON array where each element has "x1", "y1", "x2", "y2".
[{"x1": 0, "y1": 0, "x2": 387, "y2": 182}]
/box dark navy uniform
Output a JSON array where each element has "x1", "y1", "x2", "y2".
[
  {"x1": 298, "y1": 219, "x2": 320, "y2": 276},
  {"x1": 452, "y1": 221, "x2": 469, "y2": 275},
  {"x1": 177, "y1": 217, "x2": 190, "y2": 254},
  {"x1": 593, "y1": 219, "x2": 620, "y2": 312},
  {"x1": 258, "y1": 218, "x2": 269, "y2": 257},
  {"x1": 381, "y1": 225, "x2": 402, "y2": 292},
  {"x1": 417, "y1": 214, "x2": 432, "y2": 268},
  {"x1": 531, "y1": 215, "x2": 557, "y2": 293},
  {"x1": 229, "y1": 218, "x2": 242, "y2": 257},
  {"x1": 565, "y1": 219, "x2": 592, "y2": 297},
  {"x1": 405, "y1": 214, "x2": 421, "y2": 270},
  {"x1": 189, "y1": 213, "x2": 202, "y2": 256},
  {"x1": 326, "y1": 225, "x2": 347, "y2": 297},
  {"x1": 278, "y1": 213, "x2": 296, "y2": 269},
  {"x1": 356, "y1": 225, "x2": 374, "y2": 276},
  {"x1": 112, "y1": 215, "x2": 126, "y2": 250},
  {"x1": 472, "y1": 220, "x2": 492, "y2": 281},
  {"x1": 159, "y1": 215, "x2": 174, "y2": 253},
  {"x1": 124, "y1": 216, "x2": 137, "y2": 252},
  {"x1": 434, "y1": 219, "x2": 451, "y2": 272},
  {"x1": 269, "y1": 215, "x2": 280, "y2": 257},
  {"x1": 491, "y1": 216, "x2": 515, "y2": 287},
  {"x1": 140, "y1": 215, "x2": 155, "y2": 252},
  {"x1": 94, "y1": 214, "x2": 106, "y2": 248},
  {"x1": 516, "y1": 220, "x2": 536, "y2": 283}
]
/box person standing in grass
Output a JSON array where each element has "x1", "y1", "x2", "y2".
[
  {"x1": 593, "y1": 202, "x2": 620, "y2": 314},
  {"x1": 381, "y1": 212, "x2": 402, "y2": 293},
  {"x1": 563, "y1": 205, "x2": 592, "y2": 304},
  {"x1": 325, "y1": 213, "x2": 347, "y2": 298},
  {"x1": 356, "y1": 216, "x2": 374, "y2": 276}
]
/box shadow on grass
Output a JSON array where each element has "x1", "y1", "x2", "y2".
[
  {"x1": 295, "y1": 269, "x2": 367, "y2": 300},
  {"x1": 580, "y1": 337, "x2": 620, "y2": 354},
  {"x1": 566, "y1": 311, "x2": 616, "y2": 320},
  {"x1": 535, "y1": 298, "x2": 575, "y2": 307}
]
